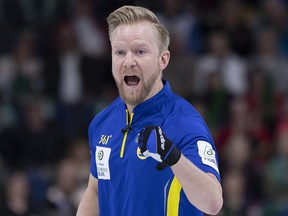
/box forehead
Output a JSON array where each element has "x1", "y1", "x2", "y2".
[{"x1": 110, "y1": 22, "x2": 159, "y2": 46}]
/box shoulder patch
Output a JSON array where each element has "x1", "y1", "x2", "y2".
[
  {"x1": 197, "y1": 140, "x2": 219, "y2": 173},
  {"x1": 95, "y1": 146, "x2": 111, "y2": 180}
]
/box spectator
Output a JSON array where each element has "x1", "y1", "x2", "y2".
[
  {"x1": 193, "y1": 31, "x2": 248, "y2": 96},
  {"x1": 250, "y1": 28, "x2": 288, "y2": 96},
  {"x1": 0, "y1": 171, "x2": 35, "y2": 216},
  {"x1": 256, "y1": 0, "x2": 288, "y2": 56},
  {"x1": 215, "y1": 97, "x2": 250, "y2": 153},
  {"x1": 42, "y1": 22, "x2": 83, "y2": 105},
  {"x1": 202, "y1": 72, "x2": 231, "y2": 131},
  {"x1": 262, "y1": 121, "x2": 288, "y2": 215},
  {"x1": 157, "y1": 0, "x2": 203, "y2": 55},
  {"x1": 17, "y1": 97, "x2": 67, "y2": 169},
  {"x1": 220, "y1": 169, "x2": 248, "y2": 216},
  {"x1": 46, "y1": 159, "x2": 83, "y2": 216},
  {"x1": 0, "y1": 30, "x2": 43, "y2": 103},
  {"x1": 64, "y1": 137, "x2": 90, "y2": 185},
  {"x1": 217, "y1": 0, "x2": 255, "y2": 56},
  {"x1": 73, "y1": 0, "x2": 109, "y2": 57}
]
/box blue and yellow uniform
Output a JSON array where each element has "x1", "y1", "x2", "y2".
[{"x1": 89, "y1": 80, "x2": 220, "y2": 216}]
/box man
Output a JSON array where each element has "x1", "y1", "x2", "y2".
[{"x1": 77, "y1": 5, "x2": 223, "y2": 216}]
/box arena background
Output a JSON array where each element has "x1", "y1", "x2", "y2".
[{"x1": 0, "y1": 0, "x2": 288, "y2": 215}]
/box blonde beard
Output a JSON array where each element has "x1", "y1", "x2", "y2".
[{"x1": 115, "y1": 72, "x2": 161, "y2": 107}]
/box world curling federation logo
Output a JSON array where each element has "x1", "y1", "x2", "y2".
[
  {"x1": 137, "y1": 147, "x2": 147, "y2": 160},
  {"x1": 98, "y1": 150, "x2": 104, "y2": 161}
]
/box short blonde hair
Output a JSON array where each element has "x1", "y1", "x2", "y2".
[{"x1": 107, "y1": 5, "x2": 170, "y2": 52}]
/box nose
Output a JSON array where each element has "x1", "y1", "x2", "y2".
[{"x1": 123, "y1": 52, "x2": 136, "y2": 68}]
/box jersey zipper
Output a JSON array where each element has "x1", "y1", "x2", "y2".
[{"x1": 120, "y1": 109, "x2": 134, "y2": 158}]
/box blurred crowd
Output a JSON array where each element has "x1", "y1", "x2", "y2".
[{"x1": 0, "y1": 0, "x2": 288, "y2": 215}]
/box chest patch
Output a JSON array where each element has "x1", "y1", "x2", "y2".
[{"x1": 95, "y1": 146, "x2": 111, "y2": 180}]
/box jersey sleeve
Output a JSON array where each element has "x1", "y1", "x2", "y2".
[
  {"x1": 88, "y1": 118, "x2": 98, "y2": 179},
  {"x1": 165, "y1": 118, "x2": 221, "y2": 182},
  {"x1": 180, "y1": 134, "x2": 220, "y2": 182}
]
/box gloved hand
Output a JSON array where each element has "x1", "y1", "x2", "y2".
[{"x1": 137, "y1": 126, "x2": 181, "y2": 170}]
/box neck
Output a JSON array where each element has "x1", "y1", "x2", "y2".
[
  {"x1": 126, "y1": 79, "x2": 164, "y2": 114},
  {"x1": 126, "y1": 104, "x2": 134, "y2": 115}
]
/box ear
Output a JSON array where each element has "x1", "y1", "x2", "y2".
[{"x1": 159, "y1": 50, "x2": 170, "y2": 70}]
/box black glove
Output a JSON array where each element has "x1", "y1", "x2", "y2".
[{"x1": 137, "y1": 126, "x2": 181, "y2": 170}]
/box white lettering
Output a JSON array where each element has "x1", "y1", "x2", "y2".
[{"x1": 158, "y1": 127, "x2": 165, "y2": 150}]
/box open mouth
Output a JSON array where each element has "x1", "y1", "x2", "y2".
[{"x1": 124, "y1": 75, "x2": 140, "y2": 86}]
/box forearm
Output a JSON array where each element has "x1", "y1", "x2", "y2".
[
  {"x1": 171, "y1": 155, "x2": 223, "y2": 215},
  {"x1": 77, "y1": 175, "x2": 99, "y2": 216}
]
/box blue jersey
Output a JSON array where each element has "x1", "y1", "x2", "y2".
[{"x1": 88, "y1": 80, "x2": 220, "y2": 216}]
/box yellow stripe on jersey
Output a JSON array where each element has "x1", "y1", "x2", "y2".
[
  {"x1": 167, "y1": 177, "x2": 182, "y2": 216},
  {"x1": 120, "y1": 110, "x2": 134, "y2": 158},
  {"x1": 120, "y1": 132, "x2": 128, "y2": 158}
]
